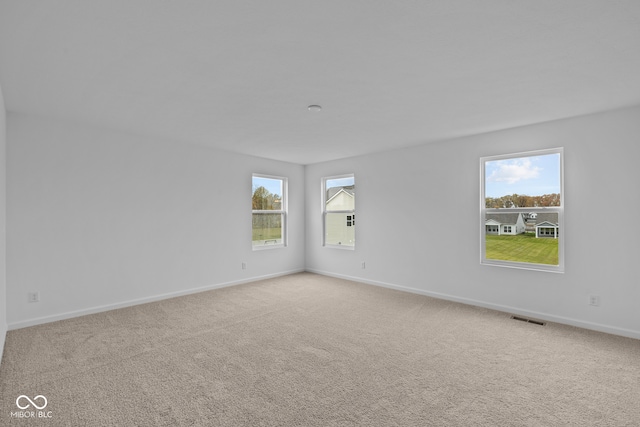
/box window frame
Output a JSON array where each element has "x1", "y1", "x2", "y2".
[
  {"x1": 322, "y1": 173, "x2": 356, "y2": 250},
  {"x1": 480, "y1": 148, "x2": 564, "y2": 273},
  {"x1": 252, "y1": 173, "x2": 287, "y2": 250}
]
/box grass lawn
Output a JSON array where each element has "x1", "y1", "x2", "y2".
[
  {"x1": 252, "y1": 227, "x2": 282, "y2": 242},
  {"x1": 486, "y1": 233, "x2": 558, "y2": 265}
]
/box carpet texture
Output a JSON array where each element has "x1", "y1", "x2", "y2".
[{"x1": 1, "y1": 273, "x2": 639, "y2": 426}]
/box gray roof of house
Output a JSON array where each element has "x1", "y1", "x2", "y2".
[
  {"x1": 327, "y1": 185, "x2": 355, "y2": 200},
  {"x1": 525, "y1": 212, "x2": 559, "y2": 226},
  {"x1": 485, "y1": 212, "x2": 522, "y2": 225}
]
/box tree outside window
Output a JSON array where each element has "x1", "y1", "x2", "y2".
[{"x1": 252, "y1": 174, "x2": 287, "y2": 249}]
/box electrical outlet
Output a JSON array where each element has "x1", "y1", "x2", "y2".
[
  {"x1": 241, "y1": 262, "x2": 247, "y2": 270},
  {"x1": 28, "y1": 292, "x2": 40, "y2": 303},
  {"x1": 588, "y1": 295, "x2": 600, "y2": 306},
  {"x1": 361, "y1": 261, "x2": 366, "y2": 269}
]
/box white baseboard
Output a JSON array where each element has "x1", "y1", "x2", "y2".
[
  {"x1": 306, "y1": 269, "x2": 640, "y2": 341},
  {"x1": 8, "y1": 269, "x2": 305, "y2": 331}
]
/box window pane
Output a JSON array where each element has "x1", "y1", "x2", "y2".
[
  {"x1": 485, "y1": 212, "x2": 559, "y2": 265},
  {"x1": 325, "y1": 212, "x2": 355, "y2": 246},
  {"x1": 252, "y1": 176, "x2": 283, "y2": 210},
  {"x1": 324, "y1": 174, "x2": 355, "y2": 248},
  {"x1": 485, "y1": 153, "x2": 560, "y2": 208},
  {"x1": 252, "y1": 213, "x2": 283, "y2": 246},
  {"x1": 326, "y1": 177, "x2": 355, "y2": 209}
]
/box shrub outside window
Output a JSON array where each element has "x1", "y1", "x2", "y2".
[
  {"x1": 323, "y1": 174, "x2": 355, "y2": 248},
  {"x1": 480, "y1": 148, "x2": 564, "y2": 273},
  {"x1": 252, "y1": 174, "x2": 287, "y2": 249}
]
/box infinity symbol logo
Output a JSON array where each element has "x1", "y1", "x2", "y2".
[{"x1": 16, "y1": 395, "x2": 48, "y2": 410}]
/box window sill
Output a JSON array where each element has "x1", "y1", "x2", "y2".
[
  {"x1": 481, "y1": 259, "x2": 564, "y2": 273},
  {"x1": 252, "y1": 243, "x2": 286, "y2": 251},
  {"x1": 323, "y1": 244, "x2": 355, "y2": 250}
]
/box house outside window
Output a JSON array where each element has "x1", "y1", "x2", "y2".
[
  {"x1": 252, "y1": 174, "x2": 287, "y2": 249},
  {"x1": 346, "y1": 215, "x2": 355, "y2": 227},
  {"x1": 323, "y1": 174, "x2": 355, "y2": 248},
  {"x1": 480, "y1": 148, "x2": 564, "y2": 272}
]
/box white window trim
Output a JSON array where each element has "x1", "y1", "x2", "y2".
[
  {"x1": 480, "y1": 148, "x2": 564, "y2": 273},
  {"x1": 252, "y1": 173, "x2": 287, "y2": 250},
  {"x1": 322, "y1": 174, "x2": 355, "y2": 250}
]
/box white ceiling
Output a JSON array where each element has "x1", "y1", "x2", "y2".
[{"x1": 1, "y1": 1, "x2": 639, "y2": 165}]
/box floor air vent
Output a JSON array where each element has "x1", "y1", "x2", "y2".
[{"x1": 511, "y1": 315, "x2": 546, "y2": 326}]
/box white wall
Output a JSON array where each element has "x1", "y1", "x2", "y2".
[
  {"x1": 0, "y1": 84, "x2": 7, "y2": 357},
  {"x1": 6, "y1": 113, "x2": 305, "y2": 328},
  {"x1": 306, "y1": 106, "x2": 640, "y2": 339},
  {"x1": 5, "y1": 106, "x2": 640, "y2": 339}
]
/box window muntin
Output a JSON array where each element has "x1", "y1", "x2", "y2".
[
  {"x1": 481, "y1": 148, "x2": 563, "y2": 272},
  {"x1": 323, "y1": 175, "x2": 355, "y2": 248},
  {"x1": 252, "y1": 174, "x2": 287, "y2": 249}
]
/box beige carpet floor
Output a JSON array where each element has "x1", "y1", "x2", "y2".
[{"x1": 1, "y1": 272, "x2": 639, "y2": 426}]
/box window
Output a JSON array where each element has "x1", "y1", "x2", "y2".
[
  {"x1": 480, "y1": 148, "x2": 564, "y2": 272},
  {"x1": 252, "y1": 174, "x2": 287, "y2": 249},
  {"x1": 323, "y1": 174, "x2": 355, "y2": 248},
  {"x1": 346, "y1": 215, "x2": 355, "y2": 227}
]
